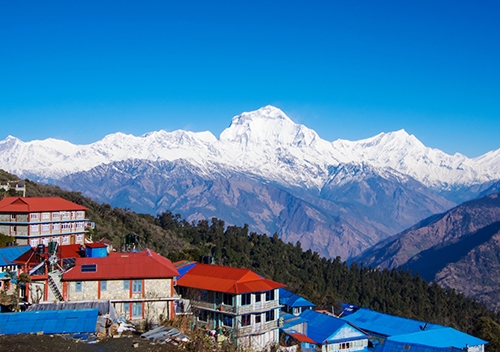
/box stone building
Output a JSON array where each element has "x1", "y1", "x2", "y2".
[
  {"x1": 176, "y1": 263, "x2": 285, "y2": 351},
  {"x1": 61, "y1": 248, "x2": 179, "y2": 322}
]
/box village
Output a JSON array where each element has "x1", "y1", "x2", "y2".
[{"x1": 0, "y1": 194, "x2": 489, "y2": 352}]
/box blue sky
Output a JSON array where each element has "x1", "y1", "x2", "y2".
[{"x1": 1, "y1": 1, "x2": 499, "y2": 157}]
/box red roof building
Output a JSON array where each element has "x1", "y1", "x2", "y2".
[
  {"x1": 0, "y1": 197, "x2": 90, "y2": 248},
  {"x1": 176, "y1": 263, "x2": 284, "y2": 294},
  {"x1": 176, "y1": 263, "x2": 285, "y2": 351},
  {"x1": 62, "y1": 249, "x2": 179, "y2": 321}
]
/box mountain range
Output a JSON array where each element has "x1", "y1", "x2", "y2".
[
  {"x1": 1, "y1": 106, "x2": 500, "y2": 260},
  {"x1": 355, "y1": 192, "x2": 500, "y2": 311}
]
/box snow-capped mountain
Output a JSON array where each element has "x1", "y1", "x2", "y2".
[
  {"x1": 1, "y1": 105, "x2": 499, "y2": 259},
  {"x1": 1, "y1": 105, "x2": 498, "y2": 188}
]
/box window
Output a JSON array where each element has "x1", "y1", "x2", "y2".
[
  {"x1": 265, "y1": 309, "x2": 275, "y2": 322},
  {"x1": 198, "y1": 290, "x2": 208, "y2": 302},
  {"x1": 222, "y1": 314, "x2": 233, "y2": 327},
  {"x1": 241, "y1": 314, "x2": 251, "y2": 326},
  {"x1": 132, "y1": 302, "x2": 143, "y2": 318},
  {"x1": 75, "y1": 282, "x2": 82, "y2": 292},
  {"x1": 241, "y1": 293, "x2": 251, "y2": 305},
  {"x1": 51, "y1": 212, "x2": 60, "y2": 220},
  {"x1": 30, "y1": 224, "x2": 39, "y2": 232},
  {"x1": 11, "y1": 214, "x2": 16, "y2": 220},
  {"x1": 75, "y1": 234, "x2": 84, "y2": 244},
  {"x1": 223, "y1": 293, "x2": 232, "y2": 305},
  {"x1": 266, "y1": 289, "x2": 275, "y2": 301},
  {"x1": 123, "y1": 303, "x2": 130, "y2": 318},
  {"x1": 41, "y1": 224, "x2": 50, "y2": 232},
  {"x1": 62, "y1": 236, "x2": 70, "y2": 244},
  {"x1": 255, "y1": 293, "x2": 262, "y2": 302},
  {"x1": 124, "y1": 280, "x2": 130, "y2": 291},
  {"x1": 30, "y1": 213, "x2": 39, "y2": 220},
  {"x1": 41, "y1": 212, "x2": 50, "y2": 220},
  {"x1": 30, "y1": 238, "x2": 39, "y2": 247},
  {"x1": 101, "y1": 281, "x2": 107, "y2": 291},
  {"x1": 52, "y1": 223, "x2": 60, "y2": 231},
  {"x1": 132, "y1": 280, "x2": 142, "y2": 294},
  {"x1": 198, "y1": 310, "x2": 208, "y2": 322},
  {"x1": 255, "y1": 314, "x2": 262, "y2": 324},
  {"x1": 81, "y1": 264, "x2": 97, "y2": 272}
]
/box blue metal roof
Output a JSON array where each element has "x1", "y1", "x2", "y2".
[
  {"x1": 387, "y1": 327, "x2": 487, "y2": 348},
  {"x1": 280, "y1": 311, "x2": 309, "y2": 331},
  {"x1": 341, "y1": 308, "x2": 444, "y2": 337},
  {"x1": 0, "y1": 245, "x2": 32, "y2": 266},
  {"x1": 300, "y1": 309, "x2": 367, "y2": 344},
  {"x1": 0, "y1": 309, "x2": 98, "y2": 335},
  {"x1": 175, "y1": 262, "x2": 197, "y2": 279},
  {"x1": 279, "y1": 288, "x2": 315, "y2": 308}
]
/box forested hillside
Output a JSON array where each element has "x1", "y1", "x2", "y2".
[{"x1": 1, "y1": 170, "x2": 499, "y2": 337}]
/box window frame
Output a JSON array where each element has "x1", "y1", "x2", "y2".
[
  {"x1": 132, "y1": 279, "x2": 143, "y2": 294},
  {"x1": 241, "y1": 314, "x2": 251, "y2": 327},
  {"x1": 241, "y1": 293, "x2": 251, "y2": 306},
  {"x1": 132, "y1": 302, "x2": 143, "y2": 318}
]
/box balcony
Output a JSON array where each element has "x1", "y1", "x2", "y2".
[
  {"x1": 236, "y1": 320, "x2": 279, "y2": 336},
  {"x1": 191, "y1": 300, "x2": 280, "y2": 315}
]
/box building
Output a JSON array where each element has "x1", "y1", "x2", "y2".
[
  {"x1": 62, "y1": 248, "x2": 179, "y2": 322},
  {"x1": 342, "y1": 308, "x2": 487, "y2": 352},
  {"x1": 0, "y1": 245, "x2": 32, "y2": 308},
  {"x1": 13, "y1": 243, "x2": 85, "y2": 303},
  {"x1": 0, "y1": 197, "x2": 90, "y2": 247},
  {"x1": 175, "y1": 263, "x2": 285, "y2": 351},
  {"x1": 279, "y1": 287, "x2": 315, "y2": 316},
  {"x1": 282, "y1": 309, "x2": 369, "y2": 352}
]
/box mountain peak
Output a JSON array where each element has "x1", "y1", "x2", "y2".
[{"x1": 229, "y1": 105, "x2": 291, "y2": 126}]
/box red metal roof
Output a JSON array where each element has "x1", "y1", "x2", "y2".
[
  {"x1": 13, "y1": 244, "x2": 84, "y2": 265},
  {"x1": 85, "y1": 242, "x2": 107, "y2": 248},
  {"x1": 62, "y1": 249, "x2": 179, "y2": 281},
  {"x1": 289, "y1": 332, "x2": 316, "y2": 344},
  {"x1": 0, "y1": 197, "x2": 87, "y2": 213},
  {"x1": 176, "y1": 263, "x2": 285, "y2": 294}
]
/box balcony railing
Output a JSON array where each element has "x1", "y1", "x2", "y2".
[
  {"x1": 191, "y1": 300, "x2": 280, "y2": 315},
  {"x1": 236, "y1": 320, "x2": 279, "y2": 336}
]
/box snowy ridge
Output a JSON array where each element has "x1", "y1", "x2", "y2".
[{"x1": 1, "y1": 105, "x2": 499, "y2": 188}]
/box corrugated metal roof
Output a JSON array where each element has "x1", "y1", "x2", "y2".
[
  {"x1": 289, "y1": 332, "x2": 316, "y2": 344},
  {"x1": 300, "y1": 309, "x2": 367, "y2": 344},
  {"x1": 14, "y1": 244, "x2": 84, "y2": 265},
  {"x1": 0, "y1": 245, "x2": 32, "y2": 266},
  {"x1": 341, "y1": 308, "x2": 444, "y2": 337},
  {"x1": 280, "y1": 312, "x2": 309, "y2": 330},
  {"x1": 174, "y1": 261, "x2": 198, "y2": 279},
  {"x1": 0, "y1": 309, "x2": 98, "y2": 334},
  {"x1": 0, "y1": 197, "x2": 87, "y2": 212},
  {"x1": 387, "y1": 327, "x2": 487, "y2": 348},
  {"x1": 62, "y1": 249, "x2": 179, "y2": 281},
  {"x1": 176, "y1": 263, "x2": 285, "y2": 294},
  {"x1": 279, "y1": 288, "x2": 315, "y2": 308},
  {"x1": 85, "y1": 242, "x2": 107, "y2": 248}
]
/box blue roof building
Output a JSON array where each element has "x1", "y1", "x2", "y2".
[
  {"x1": 341, "y1": 308, "x2": 487, "y2": 352},
  {"x1": 279, "y1": 288, "x2": 315, "y2": 316},
  {"x1": 376, "y1": 327, "x2": 487, "y2": 352},
  {"x1": 341, "y1": 308, "x2": 443, "y2": 338},
  {"x1": 0, "y1": 245, "x2": 31, "y2": 290}
]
